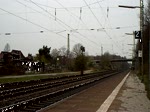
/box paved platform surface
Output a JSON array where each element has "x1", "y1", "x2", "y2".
[
  {"x1": 108, "y1": 72, "x2": 150, "y2": 112},
  {"x1": 39, "y1": 71, "x2": 150, "y2": 112}
]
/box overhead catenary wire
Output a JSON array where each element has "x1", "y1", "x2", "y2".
[
  {"x1": 0, "y1": 2, "x2": 101, "y2": 54},
  {"x1": 28, "y1": 0, "x2": 104, "y2": 51},
  {"x1": 82, "y1": 0, "x2": 112, "y2": 40},
  {"x1": 88, "y1": 0, "x2": 125, "y2": 54},
  {"x1": 0, "y1": 25, "x2": 139, "y2": 35},
  {"x1": 16, "y1": 0, "x2": 71, "y2": 32},
  {"x1": 52, "y1": 0, "x2": 119, "y2": 56},
  {"x1": 52, "y1": 0, "x2": 103, "y2": 47},
  {"x1": 82, "y1": 0, "x2": 126, "y2": 55},
  {"x1": 23, "y1": 0, "x2": 107, "y2": 9},
  {"x1": 20, "y1": 0, "x2": 137, "y2": 55},
  {"x1": 15, "y1": 0, "x2": 103, "y2": 53},
  {"x1": 83, "y1": 0, "x2": 104, "y2": 29},
  {"x1": 95, "y1": 1, "x2": 125, "y2": 53},
  {"x1": 0, "y1": 0, "x2": 137, "y2": 56},
  {"x1": 0, "y1": 7, "x2": 78, "y2": 44},
  {"x1": 0, "y1": 7, "x2": 97, "y2": 53}
]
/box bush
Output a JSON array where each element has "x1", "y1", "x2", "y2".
[{"x1": 0, "y1": 64, "x2": 25, "y2": 76}]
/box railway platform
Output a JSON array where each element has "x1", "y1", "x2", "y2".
[
  {"x1": 39, "y1": 71, "x2": 150, "y2": 112},
  {"x1": 108, "y1": 72, "x2": 150, "y2": 112}
]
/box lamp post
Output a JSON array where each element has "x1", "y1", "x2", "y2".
[
  {"x1": 119, "y1": 0, "x2": 144, "y2": 75},
  {"x1": 118, "y1": 5, "x2": 141, "y2": 9},
  {"x1": 149, "y1": 27, "x2": 150, "y2": 91}
]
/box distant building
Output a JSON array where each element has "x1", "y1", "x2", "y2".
[
  {"x1": 0, "y1": 50, "x2": 27, "y2": 75},
  {"x1": 0, "y1": 50, "x2": 25, "y2": 63},
  {"x1": 11, "y1": 50, "x2": 25, "y2": 61},
  {"x1": 0, "y1": 52, "x2": 3, "y2": 61}
]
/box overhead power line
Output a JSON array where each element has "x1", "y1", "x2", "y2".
[
  {"x1": 15, "y1": 0, "x2": 102, "y2": 52},
  {"x1": 0, "y1": 25, "x2": 138, "y2": 35},
  {"x1": 83, "y1": 0, "x2": 104, "y2": 28},
  {"x1": 82, "y1": 0, "x2": 125, "y2": 55},
  {"x1": 0, "y1": 0, "x2": 134, "y2": 56},
  {"x1": 0, "y1": 7, "x2": 69, "y2": 40},
  {"x1": 23, "y1": 0, "x2": 109, "y2": 9},
  {"x1": 0, "y1": 3, "x2": 101, "y2": 53},
  {"x1": 28, "y1": 0, "x2": 104, "y2": 50},
  {"x1": 52, "y1": 0, "x2": 103, "y2": 47}
]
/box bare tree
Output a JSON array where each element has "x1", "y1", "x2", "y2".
[
  {"x1": 59, "y1": 46, "x2": 67, "y2": 56},
  {"x1": 51, "y1": 48, "x2": 60, "y2": 58},
  {"x1": 4, "y1": 43, "x2": 10, "y2": 52},
  {"x1": 72, "y1": 43, "x2": 83, "y2": 57}
]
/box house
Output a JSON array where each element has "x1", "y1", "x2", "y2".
[
  {"x1": 0, "y1": 50, "x2": 25, "y2": 63},
  {"x1": 0, "y1": 52, "x2": 3, "y2": 61},
  {"x1": 11, "y1": 50, "x2": 25, "y2": 61}
]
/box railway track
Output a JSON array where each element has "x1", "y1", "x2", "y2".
[{"x1": 0, "y1": 70, "x2": 122, "y2": 112}]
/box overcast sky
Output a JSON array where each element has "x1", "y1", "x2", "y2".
[{"x1": 0, "y1": 0, "x2": 142, "y2": 58}]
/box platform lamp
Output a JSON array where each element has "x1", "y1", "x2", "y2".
[{"x1": 119, "y1": 0, "x2": 144, "y2": 77}]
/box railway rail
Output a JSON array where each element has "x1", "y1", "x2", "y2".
[{"x1": 0, "y1": 70, "x2": 123, "y2": 112}]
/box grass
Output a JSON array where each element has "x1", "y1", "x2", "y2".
[
  {"x1": 0, "y1": 75, "x2": 54, "y2": 84},
  {"x1": 0, "y1": 70, "x2": 94, "y2": 84},
  {"x1": 0, "y1": 71, "x2": 81, "y2": 84}
]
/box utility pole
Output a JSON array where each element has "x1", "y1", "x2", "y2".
[
  {"x1": 133, "y1": 31, "x2": 135, "y2": 69},
  {"x1": 140, "y1": 0, "x2": 144, "y2": 79},
  {"x1": 149, "y1": 27, "x2": 150, "y2": 91},
  {"x1": 67, "y1": 34, "x2": 70, "y2": 70},
  {"x1": 133, "y1": 31, "x2": 135, "y2": 58},
  {"x1": 101, "y1": 46, "x2": 103, "y2": 56},
  {"x1": 67, "y1": 34, "x2": 70, "y2": 57}
]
